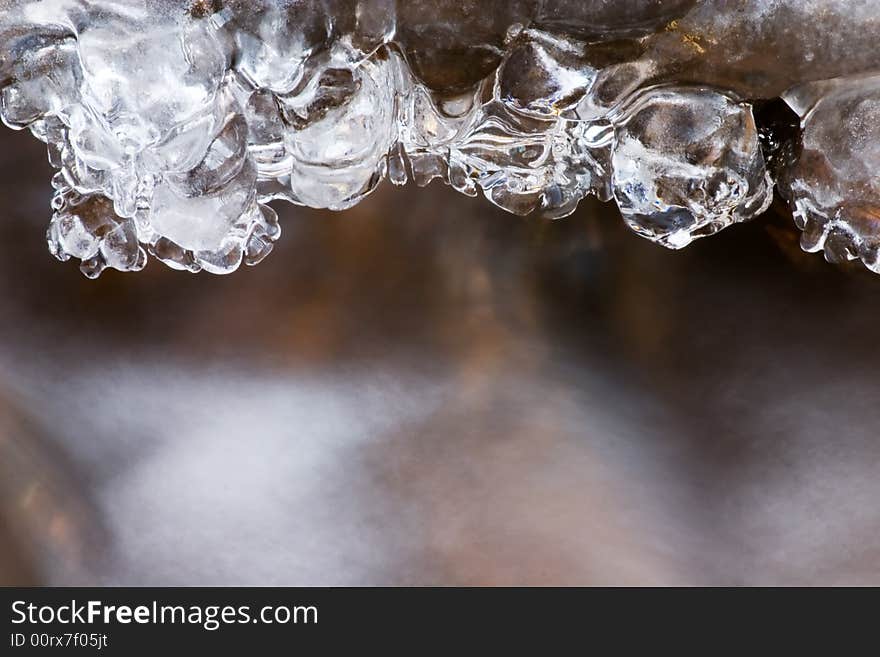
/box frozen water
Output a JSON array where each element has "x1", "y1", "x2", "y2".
[
  {"x1": 1, "y1": 0, "x2": 880, "y2": 276},
  {"x1": 611, "y1": 87, "x2": 772, "y2": 249},
  {"x1": 284, "y1": 50, "x2": 399, "y2": 210},
  {"x1": 781, "y1": 76, "x2": 880, "y2": 273}
]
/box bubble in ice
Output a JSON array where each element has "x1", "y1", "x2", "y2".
[{"x1": 1, "y1": 0, "x2": 880, "y2": 276}]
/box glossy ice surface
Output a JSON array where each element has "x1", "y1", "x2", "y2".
[{"x1": 1, "y1": 1, "x2": 880, "y2": 276}]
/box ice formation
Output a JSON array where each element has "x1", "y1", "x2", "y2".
[{"x1": 2, "y1": 0, "x2": 880, "y2": 276}]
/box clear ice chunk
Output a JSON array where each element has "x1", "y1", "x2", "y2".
[
  {"x1": 47, "y1": 189, "x2": 146, "y2": 278},
  {"x1": 781, "y1": 76, "x2": 880, "y2": 273},
  {"x1": 611, "y1": 87, "x2": 772, "y2": 249},
  {"x1": 284, "y1": 51, "x2": 398, "y2": 210}
]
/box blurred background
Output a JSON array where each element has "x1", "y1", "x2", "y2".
[{"x1": 0, "y1": 124, "x2": 879, "y2": 586}]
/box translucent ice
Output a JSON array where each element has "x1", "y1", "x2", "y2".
[
  {"x1": 2, "y1": 0, "x2": 880, "y2": 276},
  {"x1": 285, "y1": 51, "x2": 399, "y2": 210},
  {"x1": 781, "y1": 76, "x2": 880, "y2": 273},
  {"x1": 611, "y1": 87, "x2": 772, "y2": 249}
]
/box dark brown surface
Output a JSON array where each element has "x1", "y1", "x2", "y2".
[{"x1": 0, "y1": 124, "x2": 879, "y2": 585}]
